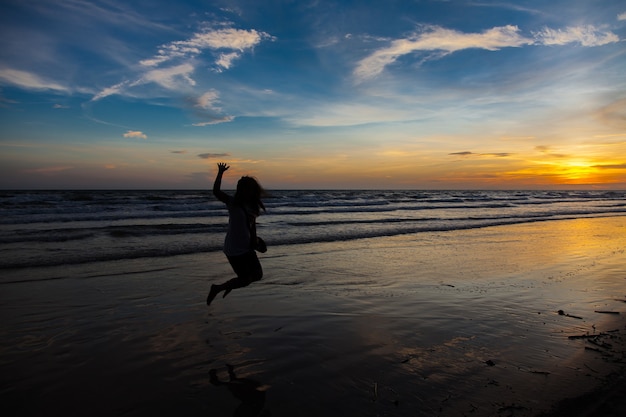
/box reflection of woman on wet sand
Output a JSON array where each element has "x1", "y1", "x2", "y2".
[
  {"x1": 207, "y1": 163, "x2": 266, "y2": 306},
  {"x1": 210, "y1": 364, "x2": 270, "y2": 417}
]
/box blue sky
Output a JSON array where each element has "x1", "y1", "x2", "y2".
[{"x1": 1, "y1": 0, "x2": 625, "y2": 189}]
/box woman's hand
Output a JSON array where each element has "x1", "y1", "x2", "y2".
[{"x1": 213, "y1": 163, "x2": 230, "y2": 203}]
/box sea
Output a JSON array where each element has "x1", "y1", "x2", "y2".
[{"x1": 1, "y1": 189, "x2": 625, "y2": 272}]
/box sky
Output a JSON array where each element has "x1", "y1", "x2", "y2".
[{"x1": 1, "y1": 0, "x2": 625, "y2": 190}]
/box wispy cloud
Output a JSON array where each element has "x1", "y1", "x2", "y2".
[
  {"x1": 594, "y1": 98, "x2": 626, "y2": 129},
  {"x1": 30, "y1": 0, "x2": 173, "y2": 33},
  {"x1": 0, "y1": 68, "x2": 68, "y2": 92},
  {"x1": 354, "y1": 24, "x2": 619, "y2": 82},
  {"x1": 535, "y1": 146, "x2": 568, "y2": 158},
  {"x1": 123, "y1": 130, "x2": 147, "y2": 139},
  {"x1": 198, "y1": 153, "x2": 230, "y2": 159},
  {"x1": 143, "y1": 63, "x2": 196, "y2": 90},
  {"x1": 92, "y1": 25, "x2": 274, "y2": 102},
  {"x1": 593, "y1": 163, "x2": 626, "y2": 169},
  {"x1": 0, "y1": 95, "x2": 18, "y2": 108},
  {"x1": 533, "y1": 25, "x2": 619, "y2": 46},
  {"x1": 354, "y1": 25, "x2": 532, "y2": 81},
  {"x1": 186, "y1": 89, "x2": 237, "y2": 126},
  {"x1": 192, "y1": 117, "x2": 235, "y2": 127},
  {"x1": 618, "y1": 12, "x2": 626, "y2": 21},
  {"x1": 91, "y1": 64, "x2": 197, "y2": 102},
  {"x1": 283, "y1": 100, "x2": 432, "y2": 127},
  {"x1": 91, "y1": 81, "x2": 131, "y2": 102},
  {"x1": 24, "y1": 166, "x2": 73, "y2": 174},
  {"x1": 139, "y1": 27, "x2": 274, "y2": 70},
  {"x1": 196, "y1": 89, "x2": 221, "y2": 111},
  {"x1": 215, "y1": 52, "x2": 241, "y2": 71},
  {"x1": 449, "y1": 151, "x2": 511, "y2": 157}
]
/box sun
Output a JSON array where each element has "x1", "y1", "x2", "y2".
[
  {"x1": 510, "y1": 157, "x2": 609, "y2": 186},
  {"x1": 558, "y1": 160, "x2": 596, "y2": 182}
]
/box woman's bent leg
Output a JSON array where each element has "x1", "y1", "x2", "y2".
[{"x1": 208, "y1": 252, "x2": 263, "y2": 305}]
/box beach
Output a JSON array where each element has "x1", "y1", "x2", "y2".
[{"x1": 1, "y1": 215, "x2": 625, "y2": 416}]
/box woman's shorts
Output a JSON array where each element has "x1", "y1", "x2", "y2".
[{"x1": 227, "y1": 251, "x2": 263, "y2": 282}]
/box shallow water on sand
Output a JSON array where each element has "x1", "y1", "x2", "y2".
[{"x1": 1, "y1": 217, "x2": 625, "y2": 416}]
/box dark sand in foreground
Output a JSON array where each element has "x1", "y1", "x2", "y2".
[{"x1": 2, "y1": 217, "x2": 625, "y2": 416}]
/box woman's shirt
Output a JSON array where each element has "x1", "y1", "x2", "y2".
[{"x1": 223, "y1": 196, "x2": 256, "y2": 257}]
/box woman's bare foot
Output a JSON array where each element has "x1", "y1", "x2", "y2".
[{"x1": 206, "y1": 285, "x2": 220, "y2": 305}]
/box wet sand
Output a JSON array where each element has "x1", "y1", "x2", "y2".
[{"x1": 1, "y1": 216, "x2": 625, "y2": 416}]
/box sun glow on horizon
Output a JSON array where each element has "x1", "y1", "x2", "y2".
[{"x1": 559, "y1": 160, "x2": 596, "y2": 181}]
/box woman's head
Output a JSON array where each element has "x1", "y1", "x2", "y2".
[{"x1": 234, "y1": 176, "x2": 266, "y2": 214}]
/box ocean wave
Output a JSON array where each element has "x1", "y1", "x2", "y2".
[
  {"x1": 0, "y1": 223, "x2": 227, "y2": 244},
  {"x1": 1, "y1": 190, "x2": 625, "y2": 271},
  {"x1": 0, "y1": 242, "x2": 224, "y2": 272},
  {"x1": 2, "y1": 212, "x2": 624, "y2": 271}
]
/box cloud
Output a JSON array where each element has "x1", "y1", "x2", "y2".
[
  {"x1": 284, "y1": 100, "x2": 430, "y2": 127},
  {"x1": 0, "y1": 68, "x2": 68, "y2": 92},
  {"x1": 139, "y1": 27, "x2": 273, "y2": 68},
  {"x1": 196, "y1": 89, "x2": 221, "y2": 110},
  {"x1": 0, "y1": 95, "x2": 18, "y2": 108},
  {"x1": 594, "y1": 98, "x2": 626, "y2": 129},
  {"x1": 593, "y1": 163, "x2": 626, "y2": 170},
  {"x1": 533, "y1": 25, "x2": 619, "y2": 46},
  {"x1": 535, "y1": 146, "x2": 567, "y2": 158},
  {"x1": 93, "y1": 25, "x2": 274, "y2": 101},
  {"x1": 354, "y1": 25, "x2": 531, "y2": 81},
  {"x1": 92, "y1": 64, "x2": 197, "y2": 102},
  {"x1": 24, "y1": 166, "x2": 73, "y2": 174},
  {"x1": 484, "y1": 153, "x2": 511, "y2": 157},
  {"x1": 142, "y1": 63, "x2": 196, "y2": 89},
  {"x1": 215, "y1": 52, "x2": 241, "y2": 71},
  {"x1": 192, "y1": 116, "x2": 235, "y2": 126},
  {"x1": 197, "y1": 153, "x2": 230, "y2": 159},
  {"x1": 618, "y1": 12, "x2": 626, "y2": 21},
  {"x1": 354, "y1": 24, "x2": 619, "y2": 82},
  {"x1": 53, "y1": 104, "x2": 70, "y2": 109},
  {"x1": 170, "y1": 150, "x2": 187, "y2": 154},
  {"x1": 123, "y1": 130, "x2": 147, "y2": 139},
  {"x1": 449, "y1": 151, "x2": 511, "y2": 157},
  {"x1": 187, "y1": 89, "x2": 235, "y2": 126},
  {"x1": 91, "y1": 80, "x2": 130, "y2": 101}
]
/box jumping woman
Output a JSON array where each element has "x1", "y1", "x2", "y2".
[{"x1": 207, "y1": 163, "x2": 266, "y2": 305}]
